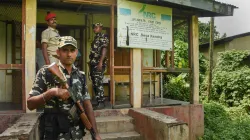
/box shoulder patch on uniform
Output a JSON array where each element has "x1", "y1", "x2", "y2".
[{"x1": 79, "y1": 71, "x2": 85, "y2": 75}]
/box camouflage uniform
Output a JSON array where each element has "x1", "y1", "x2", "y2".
[
  {"x1": 29, "y1": 61, "x2": 90, "y2": 140},
  {"x1": 89, "y1": 23, "x2": 109, "y2": 103}
]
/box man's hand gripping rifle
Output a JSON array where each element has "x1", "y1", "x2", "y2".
[{"x1": 47, "y1": 62, "x2": 96, "y2": 140}]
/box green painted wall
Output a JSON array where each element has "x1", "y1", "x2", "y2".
[
  {"x1": 0, "y1": 4, "x2": 157, "y2": 101},
  {"x1": 37, "y1": 9, "x2": 86, "y2": 25}
]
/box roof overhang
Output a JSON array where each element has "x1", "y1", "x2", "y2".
[
  {"x1": 159, "y1": 0, "x2": 237, "y2": 17},
  {"x1": 4, "y1": 0, "x2": 236, "y2": 17},
  {"x1": 130, "y1": 0, "x2": 237, "y2": 17}
]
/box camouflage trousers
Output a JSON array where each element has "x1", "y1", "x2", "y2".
[
  {"x1": 90, "y1": 65, "x2": 106, "y2": 102},
  {"x1": 57, "y1": 126, "x2": 84, "y2": 140},
  {"x1": 41, "y1": 126, "x2": 84, "y2": 140}
]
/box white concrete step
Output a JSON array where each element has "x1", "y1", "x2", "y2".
[
  {"x1": 85, "y1": 131, "x2": 141, "y2": 140},
  {"x1": 86, "y1": 116, "x2": 135, "y2": 134}
]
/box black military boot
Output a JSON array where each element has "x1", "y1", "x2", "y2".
[{"x1": 94, "y1": 97, "x2": 105, "y2": 110}]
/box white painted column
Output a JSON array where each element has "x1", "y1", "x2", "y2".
[
  {"x1": 25, "y1": 0, "x2": 37, "y2": 112},
  {"x1": 132, "y1": 48, "x2": 142, "y2": 108}
]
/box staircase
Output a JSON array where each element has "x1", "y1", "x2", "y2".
[
  {"x1": 0, "y1": 108, "x2": 190, "y2": 140},
  {"x1": 85, "y1": 110, "x2": 141, "y2": 140}
]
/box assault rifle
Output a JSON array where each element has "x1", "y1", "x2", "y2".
[{"x1": 47, "y1": 62, "x2": 96, "y2": 140}]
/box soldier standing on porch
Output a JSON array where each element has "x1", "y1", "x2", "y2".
[
  {"x1": 41, "y1": 12, "x2": 61, "y2": 65},
  {"x1": 27, "y1": 36, "x2": 101, "y2": 140},
  {"x1": 89, "y1": 23, "x2": 109, "y2": 109}
]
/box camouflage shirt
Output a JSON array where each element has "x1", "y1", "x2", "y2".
[
  {"x1": 29, "y1": 62, "x2": 90, "y2": 140},
  {"x1": 89, "y1": 33, "x2": 109, "y2": 66}
]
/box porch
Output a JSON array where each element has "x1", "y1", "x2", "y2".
[
  {"x1": 0, "y1": 0, "x2": 236, "y2": 139},
  {"x1": 0, "y1": 0, "x2": 213, "y2": 111}
]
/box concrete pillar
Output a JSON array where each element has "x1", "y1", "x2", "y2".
[
  {"x1": 25, "y1": 0, "x2": 37, "y2": 112},
  {"x1": 191, "y1": 15, "x2": 199, "y2": 104},
  {"x1": 132, "y1": 48, "x2": 142, "y2": 108}
]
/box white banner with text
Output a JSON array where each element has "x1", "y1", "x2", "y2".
[{"x1": 117, "y1": 0, "x2": 172, "y2": 50}]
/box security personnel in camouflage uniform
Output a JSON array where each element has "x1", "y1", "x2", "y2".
[
  {"x1": 89, "y1": 23, "x2": 109, "y2": 109},
  {"x1": 27, "y1": 36, "x2": 101, "y2": 140}
]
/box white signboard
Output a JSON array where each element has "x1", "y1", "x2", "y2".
[{"x1": 117, "y1": 0, "x2": 172, "y2": 50}]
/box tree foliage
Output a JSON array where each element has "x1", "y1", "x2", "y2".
[
  {"x1": 163, "y1": 20, "x2": 220, "y2": 101},
  {"x1": 174, "y1": 21, "x2": 224, "y2": 44},
  {"x1": 164, "y1": 73, "x2": 190, "y2": 101},
  {"x1": 163, "y1": 40, "x2": 208, "y2": 101},
  {"x1": 172, "y1": 40, "x2": 208, "y2": 75},
  {"x1": 201, "y1": 102, "x2": 250, "y2": 140},
  {"x1": 167, "y1": 20, "x2": 250, "y2": 140},
  {"x1": 201, "y1": 50, "x2": 250, "y2": 109}
]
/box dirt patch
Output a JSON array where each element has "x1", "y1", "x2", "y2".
[{"x1": 0, "y1": 114, "x2": 22, "y2": 134}]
